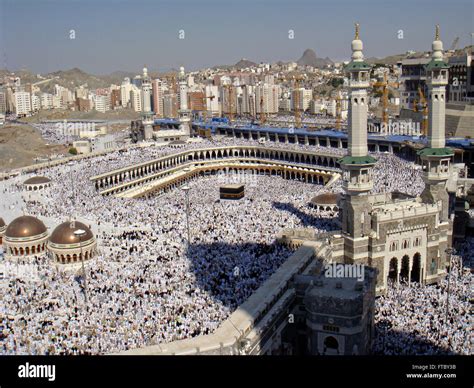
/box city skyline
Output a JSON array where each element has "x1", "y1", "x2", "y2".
[{"x1": 1, "y1": 0, "x2": 473, "y2": 74}]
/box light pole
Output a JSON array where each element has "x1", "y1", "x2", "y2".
[
  {"x1": 181, "y1": 186, "x2": 191, "y2": 246},
  {"x1": 444, "y1": 248, "x2": 456, "y2": 325},
  {"x1": 74, "y1": 229, "x2": 89, "y2": 308}
]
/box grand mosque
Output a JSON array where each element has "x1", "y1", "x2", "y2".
[
  {"x1": 119, "y1": 25, "x2": 456, "y2": 355},
  {"x1": 0, "y1": 25, "x2": 460, "y2": 356}
]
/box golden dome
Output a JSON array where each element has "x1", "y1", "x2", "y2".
[
  {"x1": 5, "y1": 216, "x2": 47, "y2": 238},
  {"x1": 23, "y1": 176, "x2": 51, "y2": 185},
  {"x1": 49, "y1": 221, "x2": 94, "y2": 245}
]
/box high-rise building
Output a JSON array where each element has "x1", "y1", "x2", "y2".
[
  {"x1": 121, "y1": 78, "x2": 133, "y2": 108},
  {"x1": 0, "y1": 90, "x2": 6, "y2": 113},
  {"x1": 130, "y1": 86, "x2": 142, "y2": 112},
  {"x1": 291, "y1": 88, "x2": 313, "y2": 112},
  {"x1": 188, "y1": 91, "x2": 205, "y2": 111},
  {"x1": 448, "y1": 53, "x2": 472, "y2": 102},
  {"x1": 163, "y1": 94, "x2": 177, "y2": 118},
  {"x1": 152, "y1": 79, "x2": 163, "y2": 117},
  {"x1": 76, "y1": 98, "x2": 91, "y2": 112},
  {"x1": 399, "y1": 58, "x2": 430, "y2": 109},
  {"x1": 54, "y1": 85, "x2": 74, "y2": 108},
  {"x1": 221, "y1": 85, "x2": 238, "y2": 116},
  {"x1": 132, "y1": 76, "x2": 143, "y2": 88},
  {"x1": 264, "y1": 74, "x2": 275, "y2": 85},
  {"x1": 110, "y1": 89, "x2": 121, "y2": 109},
  {"x1": 6, "y1": 87, "x2": 15, "y2": 112},
  {"x1": 52, "y1": 95, "x2": 62, "y2": 109},
  {"x1": 31, "y1": 94, "x2": 40, "y2": 112},
  {"x1": 94, "y1": 95, "x2": 110, "y2": 113},
  {"x1": 241, "y1": 85, "x2": 256, "y2": 115},
  {"x1": 14, "y1": 91, "x2": 32, "y2": 116},
  {"x1": 75, "y1": 86, "x2": 89, "y2": 100},
  {"x1": 256, "y1": 84, "x2": 280, "y2": 114},
  {"x1": 205, "y1": 85, "x2": 219, "y2": 116}
]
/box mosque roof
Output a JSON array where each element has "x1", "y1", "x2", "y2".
[
  {"x1": 338, "y1": 155, "x2": 377, "y2": 165},
  {"x1": 311, "y1": 193, "x2": 341, "y2": 205},
  {"x1": 425, "y1": 59, "x2": 449, "y2": 71},
  {"x1": 345, "y1": 61, "x2": 371, "y2": 71},
  {"x1": 49, "y1": 221, "x2": 94, "y2": 245},
  {"x1": 417, "y1": 147, "x2": 454, "y2": 157},
  {"x1": 5, "y1": 216, "x2": 47, "y2": 238},
  {"x1": 24, "y1": 176, "x2": 51, "y2": 185}
]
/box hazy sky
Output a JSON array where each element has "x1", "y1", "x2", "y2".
[{"x1": 1, "y1": 0, "x2": 473, "y2": 74}]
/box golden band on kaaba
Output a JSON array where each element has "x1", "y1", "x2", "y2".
[{"x1": 219, "y1": 184, "x2": 245, "y2": 200}]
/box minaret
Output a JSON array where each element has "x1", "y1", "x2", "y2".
[
  {"x1": 339, "y1": 24, "x2": 377, "y2": 263},
  {"x1": 142, "y1": 65, "x2": 152, "y2": 113},
  {"x1": 141, "y1": 65, "x2": 154, "y2": 140},
  {"x1": 178, "y1": 66, "x2": 191, "y2": 138},
  {"x1": 418, "y1": 25, "x2": 453, "y2": 222}
]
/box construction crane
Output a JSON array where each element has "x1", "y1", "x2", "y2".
[
  {"x1": 164, "y1": 72, "x2": 178, "y2": 94},
  {"x1": 372, "y1": 73, "x2": 399, "y2": 129},
  {"x1": 259, "y1": 96, "x2": 266, "y2": 125},
  {"x1": 292, "y1": 75, "x2": 304, "y2": 128},
  {"x1": 161, "y1": 72, "x2": 179, "y2": 118},
  {"x1": 417, "y1": 86, "x2": 428, "y2": 136},
  {"x1": 223, "y1": 84, "x2": 234, "y2": 124},
  {"x1": 450, "y1": 37, "x2": 460, "y2": 52},
  {"x1": 201, "y1": 93, "x2": 215, "y2": 121}
]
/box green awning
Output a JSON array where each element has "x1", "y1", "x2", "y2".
[
  {"x1": 344, "y1": 61, "x2": 371, "y2": 71},
  {"x1": 338, "y1": 155, "x2": 377, "y2": 165},
  {"x1": 425, "y1": 59, "x2": 449, "y2": 71},
  {"x1": 417, "y1": 147, "x2": 454, "y2": 157}
]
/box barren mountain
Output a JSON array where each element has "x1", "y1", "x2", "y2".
[{"x1": 297, "y1": 49, "x2": 333, "y2": 68}]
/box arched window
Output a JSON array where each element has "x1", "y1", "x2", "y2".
[{"x1": 323, "y1": 336, "x2": 339, "y2": 355}]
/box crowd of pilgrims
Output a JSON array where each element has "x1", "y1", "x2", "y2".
[
  {"x1": 373, "y1": 240, "x2": 473, "y2": 355},
  {"x1": 228, "y1": 114, "x2": 344, "y2": 129},
  {"x1": 2, "y1": 166, "x2": 340, "y2": 354},
  {"x1": 0, "y1": 137, "x2": 471, "y2": 355}
]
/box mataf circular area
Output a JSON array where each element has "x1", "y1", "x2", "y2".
[{"x1": 3, "y1": 215, "x2": 49, "y2": 258}]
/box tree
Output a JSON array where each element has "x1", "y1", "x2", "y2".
[
  {"x1": 69, "y1": 147, "x2": 78, "y2": 155},
  {"x1": 330, "y1": 78, "x2": 344, "y2": 88}
]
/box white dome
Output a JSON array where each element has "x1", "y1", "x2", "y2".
[
  {"x1": 432, "y1": 40, "x2": 443, "y2": 60},
  {"x1": 351, "y1": 39, "x2": 364, "y2": 61},
  {"x1": 352, "y1": 39, "x2": 363, "y2": 52}
]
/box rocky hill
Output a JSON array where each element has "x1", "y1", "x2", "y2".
[
  {"x1": 234, "y1": 58, "x2": 258, "y2": 69},
  {"x1": 297, "y1": 49, "x2": 333, "y2": 68}
]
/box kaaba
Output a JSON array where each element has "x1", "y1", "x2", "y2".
[{"x1": 220, "y1": 184, "x2": 245, "y2": 200}]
